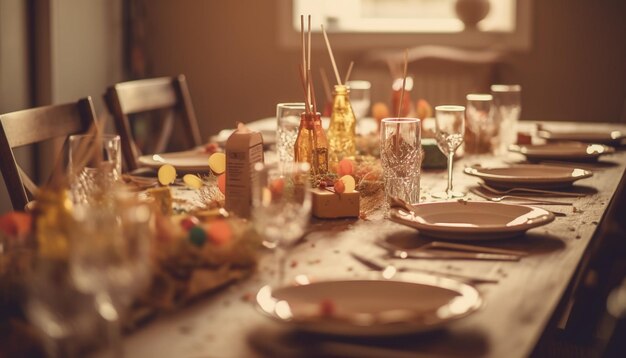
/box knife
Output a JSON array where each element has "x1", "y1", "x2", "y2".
[{"x1": 350, "y1": 252, "x2": 499, "y2": 284}]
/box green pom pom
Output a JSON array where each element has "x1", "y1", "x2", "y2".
[{"x1": 188, "y1": 226, "x2": 206, "y2": 247}]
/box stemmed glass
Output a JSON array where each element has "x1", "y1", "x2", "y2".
[
  {"x1": 69, "y1": 192, "x2": 153, "y2": 356},
  {"x1": 252, "y1": 162, "x2": 311, "y2": 286},
  {"x1": 465, "y1": 94, "x2": 495, "y2": 155},
  {"x1": 432, "y1": 105, "x2": 466, "y2": 199},
  {"x1": 491, "y1": 84, "x2": 522, "y2": 154}
]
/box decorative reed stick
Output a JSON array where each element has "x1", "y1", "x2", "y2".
[
  {"x1": 344, "y1": 61, "x2": 354, "y2": 84},
  {"x1": 321, "y1": 25, "x2": 342, "y2": 86},
  {"x1": 300, "y1": 15, "x2": 310, "y2": 114},
  {"x1": 396, "y1": 49, "x2": 409, "y2": 118}
]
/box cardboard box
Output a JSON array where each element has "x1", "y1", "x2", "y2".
[
  {"x1": 225, "y1": 126, "x2": 264, "y2": 218},
  {"x1": 311, "y1": 188, "x2": 360, "y2": 218}
]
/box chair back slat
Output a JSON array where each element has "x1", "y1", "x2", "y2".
[
  {"x1": 104, "y1": 74, "x2": 202, "y2": 171},
  {"x1": 0, "y1": 97, "x2": 96, "y2": 210}
]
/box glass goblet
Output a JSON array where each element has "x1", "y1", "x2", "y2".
[
  {"x1": 465, "y1": 94, "x2": 495, "y2": 156},
  {"x1": 432, "y1": 105, "x2": 466, "y2": 199},
  {"x1": 251, "y1": 162, "x2": 311, "y2": 286}
]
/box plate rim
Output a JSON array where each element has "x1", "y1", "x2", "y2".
[
  {"x1": 389, "y1": 200, "x2": 555, "y2": 236},
  {"x1": 537, "y1": 129, "x2": 626, "y2": 144},
  {"x1": 463, "y1": 164, "x2": 593, "y2": 184},
  {"x1": 137, "y1": 150, "x2": 210, "y2": 171},
  {"x1": 255, "y1": 275, "x2": 482, "y2": 336},
  {"x1": 508, "y1": 143, "x2": 614, "y2": 159}
]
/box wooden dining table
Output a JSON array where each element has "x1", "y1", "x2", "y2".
[{"x1": 111, "y1": 121, "x2": 626, "y2": 358}]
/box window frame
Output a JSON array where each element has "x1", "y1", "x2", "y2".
[{"x1": 277, "y1": 0, "x2": 532, "y2": 52}]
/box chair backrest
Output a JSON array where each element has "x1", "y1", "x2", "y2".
[
  {"x1": 104, "y1": 74, "x2": 202, "y2": 171},
  {"x1": 0, "y1": 97, "x2": 97, "y2": 210},
  {"x1": 363, "y1": 45, "x2": 503, "y2": 107}
]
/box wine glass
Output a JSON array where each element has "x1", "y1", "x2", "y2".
[
  {"x1": 251, "y1": 162, "x2": 311, "y2": 286},
  {"x1": 432, "y1": 105, "x2": 466, "y2": 199},
  {"x1": 491, "y1": 84, "x2": 522, "y2": 154},
  {"x1": 69, "y1": 192, "x2": 152, "y2": 356},
  {"x1": 465, "y1": 94, "x2": 495, "y2": 156}
]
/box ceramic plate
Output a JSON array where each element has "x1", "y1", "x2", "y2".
[
  {"x1": 464, "y1": 164, "x2": 592, "y2": 189},
  {"x1": 213, "y1": 117, "x2": 277, "y2": 145},
  {"x1": 137, "y1": 150, "x2": 210, "y2": 172},
  {"x1": 509, "y1": 143, "x2": 614, "y2": 162},
  {"x1": 389, "y1": 201, "x2": 555, "y2": 240},
  {"x1": 255, "y1": 275, "x2": 481, "y2": 336},
  {"x1": 211, "y1": 117, "x2": 378, "y2": 145},
  {"x1": 538, "y1": 129, "x2": 626, "y2": 146}
]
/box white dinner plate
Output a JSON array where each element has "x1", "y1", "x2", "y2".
[
  {"x1": 255, "y1": 275, "x2": 481, "y2": 337},
  {"x1": 509, "y1": 142, "x2": 614, "y2": 162},
  {"x1": 538, "y1": 129, "x2": 626, "y2": 146},
  {"x1": 389, "y1": 201, "x2": 555, "y2": 240},
  {"x1": 211, "y1": 117, "x2": 378, "y2": 145},
  {"x1": 463, "y1": 164, "x2": 593, "y2": 189},
  {"x1": 213, "y1": 117, "x2": 278, "y2": 145},
  {"x1": 137, "y1": 150, "x2": 210, "y2": 172}
]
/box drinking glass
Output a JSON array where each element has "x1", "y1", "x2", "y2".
[
  {"x1": 380, "y1": 118, "x2": 422, "y2": 210},
  {"x1": 465, "y1": 94, "x2": 495, "y2": 155},
  {"x1": 25, "y1": 262, "x2": 98, "y2": 358},
  {"x1": 70, "y1": 193, "x2": 153, "y2": 356},
  {"x1": 346, "y1": 80, "x2": 371, "y2": 119},
  {"x1": 276, "y1": 103, "x2": 305, "y2": 164},
  {"x1": 68, "y1": 134, "x2": 121, "y2": 204},
  {"x1": 252, "y1": 162, "x2": 311, "y2": 286},
  {"x1": 491, "y1": 84, "x2": 522, "y2": 154},
  {"x1": 432, "y1": 105, "x2": 466, "y2": 199}
]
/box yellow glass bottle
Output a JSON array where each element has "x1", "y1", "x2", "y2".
[
  {"x1": 34, "y1": 188, "x2": 75, "y2": 260},
  {"x1": 327, "y1": 85, "x2": 357, "y2": 167},
  {"x1": 294, "y1": 111, "x2": 329, "y2": 176}
]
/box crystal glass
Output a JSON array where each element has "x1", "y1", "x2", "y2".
[
  {"x1": 491, "y1": 84, "x2": 522, "y2": 154},
  {"x1": 70, "y1": 193, "x2": 153, "y2": 356},
  {"x1": 276, "y1": 103, "x2": 305, "y2": 164},
  {"x1": 465, "y1": 94, "x2": 495, "y2": 155},
  {"x1": 380, "y1": 118, "x2": 422, "y2": 210},
  {"x1": 433, "y1": 105, "x2": 466, "y2": 199},
  {"x1": 252, "y1": 162, "x2": 311, "y2": 286},
  {"x1": 346, "y1": 80, "x2": 371, "y2": 119},
  {"x1": 68, "y1": 134, "x2": 121, "y2": 204}
]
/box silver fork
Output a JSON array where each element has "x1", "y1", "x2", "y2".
[
  {"x1": 470, "y1": 188, "x2": 573, "y2": 205},
  {"x1": 478, "y1": 182, "x2": 585, "y2": 198}
]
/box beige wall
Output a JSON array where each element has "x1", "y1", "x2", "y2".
[
  {"x1": 142, "y1": 0, "x2": 626, "y2": 142},
  {"x1": 0, "y1": 0, "x2": 124, "y2": 214},
  {"x1": 0, "y1": 0, "x2": 32, "y2": 213}
]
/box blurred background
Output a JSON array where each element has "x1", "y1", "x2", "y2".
[{"x1": 1, "y1": 0, "x2": 625, "y2": 213}]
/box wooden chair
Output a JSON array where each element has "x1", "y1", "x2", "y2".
[
  {"x1": 0, "y1": 97, "x2": 97, "y2": 210},
  {"x1": 104, "y1": 74, "x2": 202, "y2": 171}
]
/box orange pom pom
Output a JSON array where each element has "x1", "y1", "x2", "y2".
[
  {"x1": 337, "y1": 158, "x2": 354, "y2": 176},
  {"x1": 333, "y1": 179, "x2": 345, "y2": 194},
  {"x1": 206, "y1": 219, "x2": 232, "y2": 246},
  {"x1": 0, "y1": 212, "x2": 32, "y2": 238},
  {"x1": 217, "y1": 173, "x2": 226, "y2": 194}
]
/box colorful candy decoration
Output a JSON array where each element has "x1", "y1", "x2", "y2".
[
  {"x1": 208, "y1": 152, "x2": 226, "y2": 175},
  {"x1": 158, "y1": 164, "x2": 177, "y2": 185},
  {"x1": 183, "y1": 174, "x2": 203, "y2": 189}
]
